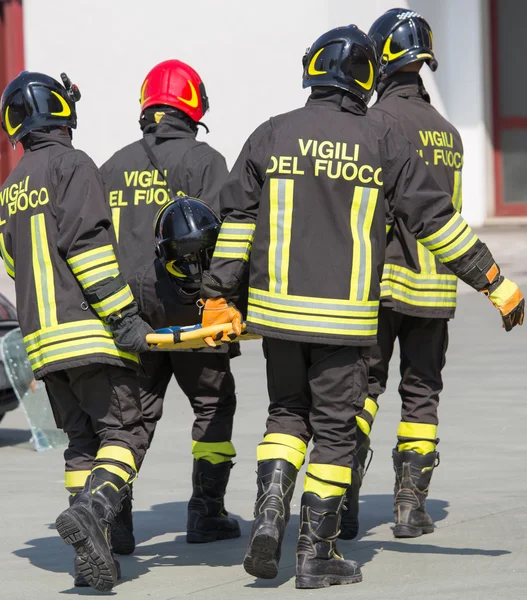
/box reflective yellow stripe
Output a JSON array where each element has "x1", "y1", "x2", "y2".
[
  {"x1": 419, "y1": 213, "x2": 463, "y2": 247},
  {"x1": 386, "y1": 223, "x2": 392, "y2": 235},
  {"x1": 417, "y1": 240, "x2": 436, "y2": 275},
  {"x1": 214, "y1": 250, "x2": 251, "y2": 261},
  {"x1": 436, "y1": 230, "x2": 478, "y2": 263},
  {"x1": 192, "y1": 440, "x2": 236, "y2": 464},
  {"x1": 356, "y1": 416, "x2": 371, "y2": 436},
  {"x1": 91, "y1": 284, "x2": 134, "y2": 318},
  {"x1": 452, "y1": 171, "x2": 463, "y2": 213},
  {"x1": 76, "y1": 262, "x2": 120, "y2": 288},
  {"x1": 219, "y1": 223, "x2": 256, "y2": 232},
  {"x1": 382, "y1": 264, "x2": 457, "y2": 289},
  {"x1": 64, "y1": 470, "x2": 91, "y2": 490},
  {"x1": 398, "y1": 440, "x2": 437, "y2": 454},
  {"x1": 250, "y1": 287, "x2": 378, "y2": 310},
  {"x1": 23, "y1": 319, "x2": 112, "y2": 347},
  {"x1": 257, "y1": 443, "x2": 305, "y2": 470},
  {"x1": 68, "y1": 245, "x2": 115, "y2": 271},
  {"x1": 31, "y1": 214, "x2": 58, "y2": 328},
  {"x1": 268, "y1": 178, "x2": 294, "y2": 295},
  {"x1": 304, "y1": 464, "x2": 351, "y2": 498},
  {"x1": 381, "y1": 281, "x2": 457, "y2": 300},
  {"x1": 381, "y1": 286, "x2": 457, "y2": 308},
  {"x1": 27, "y1": 337, "x2": 138, "y2": 370},
  {"x1": 112, "y1": 208, "x2": 120, "y2": 243},
  {"x1": 263, "y1": 433, "x2": 307, "y2": 453},
  {"x1": 96, "y1": 445, "x2": 137, "y2": 471},
  {"x1": 363, "y1": 397, "x2": 378, "y2": 419},
  {"x1": 307, "y1": 463, "x2": 351, "y2": 485},
  {"x1": 350, "y1": 186, "x2": 378, "y2": 302},
  {"x1": 0, "y1": 232, "x2": 14, "y2": 277},
  {"x1": 397, "y1": 422, "x2": 437, "y2": 441},
  {"x1": 92, "y1": 464, "x2": 130, "y2": 483},
  {"x1": 218, "y1": 232, "x2": 254, "y2": 241}
]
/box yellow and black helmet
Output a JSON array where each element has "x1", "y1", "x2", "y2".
[
  {"x1": 302, "y1": 25, "x2": 378, "y2": 107},
  {"x1": 368, "y1": 9, "x2": 438, "y2": 80},
  {"x1": 0, "y1": 71, "x2": 80, "y2": 145},
  {"x1": 154, "y1": 196, "x2": 220, "y2": 282}
]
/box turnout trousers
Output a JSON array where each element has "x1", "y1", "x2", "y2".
[{"x1": 44, "y1": 363, "x2": 149, "y2": 493}]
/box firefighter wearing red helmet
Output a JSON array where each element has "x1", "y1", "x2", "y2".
[{"x1": 99, "y1": 60, "x2": 238, "y2": 557}]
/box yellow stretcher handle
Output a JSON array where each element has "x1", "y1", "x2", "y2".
[{"x1": 146, "y1": 322, "x2": 260, "y2": 351}]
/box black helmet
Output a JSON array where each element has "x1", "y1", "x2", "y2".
[
  {"x1": 302, "y1": 25, "x2": 378, "y2": 107},
  {"x1": 368, "y1": 8, "x2": 438, "y2": 80},
  {"x1": 0, "y1": 71, "x2": 81, "y2": 145},
  {"x1": 154, "y1": 196, "x2": 220, "y2": 282}
]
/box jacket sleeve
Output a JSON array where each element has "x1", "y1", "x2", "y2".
[
  {"x1": 201, "y1": 121, "x2": 273, "y2": 300},
  {"x1": 179, "y1": 146, "x2": 229, "y2": 216},
  {"x1": 381, "y1": 129, "x2": 500, "y2": 292},
  {"x1": 54, "y1": 154, "x2": 135, "y2": 320}
]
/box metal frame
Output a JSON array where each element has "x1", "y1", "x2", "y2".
[
  {"x1": 490, "y1": 0, "x2": 527, "y2": 216},
  {"x1": 0, "y1": 0, "x2": 24, "y2": 185}
]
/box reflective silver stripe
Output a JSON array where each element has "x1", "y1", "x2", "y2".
[
  {"x1": 218, "y1": 225, "x2": 255, "y2": 238},
  {"x1": 434, "y1": 230, "x2": 477, "y2": 262},
  {"x1": 31, "y1": 214, "x2": 57, "y2": 328},
  {"x1": 274, "y1": 179, "x2": 287, "y2": 294},
  {"x1": 214, "y1": 245, "x2": 250, "y2": 256},
  {"x1": 77, "y1": 264, "x2": 120, "y2": 287},
  {"x1": 67, "y1": 246, "x2": 115, "y2": 270},
  {"x1": 419, "y1": 213, "x2": 464, "y2": 250},
  {"x1": 355, "y1": 187, "x2": 371, "y2": 301},
  {"x1": 93, "y1": 286, "x2": 133, "y2": 316},
  {"x1": 28, "y1": 338, "x2": 127, "y2": 366},
  {"x1": 249, "y1": 289, "x2": 377, "y2": 313},
  {"x1": 248, "y1": 309, "x2": 377, "y2": 332},
  {"x1": 381, "y1": 284, "x2": 456, "y2": 304},
  {"x1": 382, "y1": 266, "x2": 458, "y2": 288},
  {"x1": 24, "y1": 320, "x2": 112, "y2": 348}
]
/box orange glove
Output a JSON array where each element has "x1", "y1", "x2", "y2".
[
  {"x1": 484, "y1": 277, "x2": 524, "y2": 331},
  {"x1": 199, "y1": 298, "x2": 243, "y2": 347}
]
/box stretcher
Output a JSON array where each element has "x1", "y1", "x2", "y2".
[{"x1": 146, "y1": 322, "x2": 261, "y2": 350}]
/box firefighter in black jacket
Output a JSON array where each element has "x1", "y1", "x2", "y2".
[
  {"x1": 0, "y1": 72, "x2": 153, "y2": 592},
  {"x1": 199, "y1": 25, "x2": 524, "y2": 589},
  {"x1": 127, "y1": 197, "x2": 240, "y2": 545},
  {"x1": 100, "y1": 59, "x2": 228, "y2": 277},
  {"x1": 340, "y1": 9, "x2": 469, "y2": 541},
  {"x1": 100, "y1": 61, "x2": 236, "y2": 552}
]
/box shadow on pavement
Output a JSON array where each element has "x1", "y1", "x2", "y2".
[
  {"x1": 12, "y1": 495, "x2": 510, "y2": 593},
  {"x1": 0, "y1": 427, "x2": 31, "y2": 447}
]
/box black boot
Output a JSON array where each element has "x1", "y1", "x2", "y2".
[
  {"x1": 243, "y1": 459, "x2": 298, "y2": 579},
  {"x1": 296, "y1": 493, "x2": 362, "y2": 589},
  {"x1": 73, "y1": 555, "x2": 121, "y2": 587},
  {"x1": 186, "y1": 460, "x2": 241, "y2": 543},
  {"x1": 393, "y1": 449, "x2": 438, "y2": 538},
  {"x1": 339, "y1": 429, "x2": 371, "y2": 540},
  {"x1": 57, "y1": 470, "x2": 124, "y2": 592},
  {"x1": 110, "y1": 486, "x2": 135, "y2": 554}
]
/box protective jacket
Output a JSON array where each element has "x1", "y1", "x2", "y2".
[
  {"x1": 370, "y1": 73, "x2": 464, "y2": 318},
  {"x1": 201, "y1": 90, "x2": 499, "y2": 346},
  {"x1": 0, "y1": 130, "x2": 137, "y2": 378},
  {"x1": 100, "y1": 115, "x2": 228, "y2": 278}
]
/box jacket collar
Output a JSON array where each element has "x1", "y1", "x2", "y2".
[
  {"x1": 23, "y1": 128, "x2": 73, "y2": 152},
  {"x1": 143, "y1": 114, "x2": 197, "y2": 140},
  {"x1": 376, "y1": 72, "x2": 431, "y2": 104},
  {"x1": 306, "y1": 88, "x2": 367, "y2": 116}
]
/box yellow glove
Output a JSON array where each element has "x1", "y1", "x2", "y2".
[
  {"x1": 199, "y1": 298, "x2": 243, "y2": 347},
  {"x1": 484, "y1": 277, "x2": 524, "y2": 332}
]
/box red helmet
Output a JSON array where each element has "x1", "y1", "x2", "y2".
[{"x1": 140, "y1": 60, "x2": 209, "y2": 122}]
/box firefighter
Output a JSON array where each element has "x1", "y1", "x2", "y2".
[
  {"x1": 100, "y1": 60, "x2": 237, "y2": 553},
  {"x1": 340, "y1": 9, "x2": 468, "y2": 541},
  {"x1": 0, "y1": 71, "x2": 153, "y2": 592},
  {"x1": 127, "y1": 196, "x2": 240, "y2": 545},
  {"x1": 198, "y1": 25, "x2": 524, "y2": 589}
]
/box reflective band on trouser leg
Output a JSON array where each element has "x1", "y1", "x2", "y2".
[
  {"x1": 357, "y1": 397, "x2": 378, "y2": 436},
  {"x1": 93, "y1": 445, "x2": 138, "y2": 486},
  {"x1": 397, "y1": 422, "x2": 438, "y2": 455},
  {"x1": 304, "y1": 464, "x2": 352, "y2": 499},
  {"x1": 256, "y1": 433, "x2": 307, "y2": 470},
  {"x1": 64, "y1": 470, "x2": 91, "y2": 493},
  {"x1": 192, "y1": 440, "x2": 236, "y2": 464}
]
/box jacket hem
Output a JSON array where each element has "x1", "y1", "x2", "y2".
[
  {"x1": 246, "y1": 322, "x2": 376, "y2": 346},
  {"x1": 33, "y1": 355, "x2": 139, "y2": 380}
]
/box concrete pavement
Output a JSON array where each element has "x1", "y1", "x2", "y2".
[{"x1": 0, "y1": 227, "x2": 526, "y2": 598}]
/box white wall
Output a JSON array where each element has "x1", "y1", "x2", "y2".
[{"x1": 23, "y1": 0, "x2": 490, "y2": 224}]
